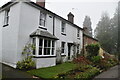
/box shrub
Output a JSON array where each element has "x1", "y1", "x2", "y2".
[
  {"x1": 73, "y1": 56, "x2": 92, "y2": 65},
  {"x1": 85, "y1": 44, "x2": 100, "y2": 59},
  {"x1": 98, "y1": 58, "x2": 112, "y2": 70},
  {"x1": 91, "y1": 56, "x2": 102, "y2": 64},
  {"x1": 17, "y1": 44, "x2": 35, "y2": 70},
  {"x1": 17, "y1": 57, "x2": 35, "y2": 70},
  {"x1": 75, "y1": 67, "x2": 100, "y2": 79}
]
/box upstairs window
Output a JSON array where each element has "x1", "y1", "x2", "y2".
[
  {"x1": 61, "y1": 42, "x2": 65, "y2": 53},
  {"x1": 77, "y1": 29, "x2": 80, "y2": 39},
  {"x1": 39, "y1": 12, "x2": 46, "y2": 27},
  {"x1": 61, "y1": 22, "x2": 66, "y2": 34},
  {"x1": 4, "y1": 9, "x2": 10, "y2": 26}
]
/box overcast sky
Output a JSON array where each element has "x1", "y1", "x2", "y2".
[{"x1": 0, "y1": 0, "x2": 119, "y2": 33}]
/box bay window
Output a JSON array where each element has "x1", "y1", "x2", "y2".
[{"x1": 33, "y1": 38, "x2": 55, "y2": 56}]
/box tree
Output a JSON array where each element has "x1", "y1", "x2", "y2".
[
  {"x1": 83, "y1": 16, "x2": 92, "y2": 36},
  {"x1": 94, "y1": 11, "x2": 118, "y2": 54}
]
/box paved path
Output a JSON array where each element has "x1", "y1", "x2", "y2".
[
  {"x1": 94, "y1": 65, "x2": 120, "y2": 80},
  {"x1": 1, "y1": 63, "x2": 33, "y2": 79}
]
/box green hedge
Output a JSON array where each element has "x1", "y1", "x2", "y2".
[{"x1": 85, "y1": 44, "x2": 100, "y2": 59}]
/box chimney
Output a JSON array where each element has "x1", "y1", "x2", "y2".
[
  {"x1": 36, "y1": 0, "x2": 45, "y2": 8},
  {"x1": 67, "y1": 12, "x2": 74, "y2": 23}
]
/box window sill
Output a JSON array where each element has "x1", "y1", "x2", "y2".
[
  {"x1": 61, "y1": 33, "x2": 66, "y2": 36},
  {"x1": 33, "y1": 55, "x2": 56, "y2": 58},
  {"x1": 3, "y1": 24, "x2": 9, "y2": 27},
  {"x1": 77, "y1": 37, "x2": 80, "y2": 40},
  {"x1": 39, "y1": 25, "x2": 47, "y2": 30},
  {"x1": 61, "y1": 53, "x2": 66, "y2": 56}
]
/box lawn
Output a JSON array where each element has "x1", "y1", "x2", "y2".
[{"x1": 27, "y1": 62, "x2": 77, "y2": 78}]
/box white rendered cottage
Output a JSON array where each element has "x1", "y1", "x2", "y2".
[{"x1": 0, "y1": 0, "x2": 83, "y2": 68}]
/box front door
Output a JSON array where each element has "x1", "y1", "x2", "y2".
[{"x1": 68, "y1": 43, "x2": 72, "y2": 60}]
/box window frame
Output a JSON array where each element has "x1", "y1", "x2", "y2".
[
  {"x1": 3, "y1": 9, "x2": 10, "y2": 27},
  {"x1": 61, "y1": 21, "x2": 66, "y2": 34},
  {"x1": 61, "y1": 42, "x2": 65, "y2": 54},
  {"x1": 77, "y1": 29, "x2": 80, "y2": 39},
  {"x1": 39, "y1": 12, "x2": 46, "y2": 27},
  {"x1": 33, "y1": 37, "x2": 55, "y2": 56}
]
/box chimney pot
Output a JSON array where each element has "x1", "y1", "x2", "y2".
[
  {"x1": 67, "y1": 12, "x2": 74, "y2": 23},
  {"x1": 36, "y1": 0, "x2": 45, "y2": 8}
]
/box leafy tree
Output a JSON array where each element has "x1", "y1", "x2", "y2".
[
  {"x1": 83, "y1": 16, "x2": 92, "y2": 36},
  {"x1": 94, "y1": 11, "x2": 118, "y2": 54}
]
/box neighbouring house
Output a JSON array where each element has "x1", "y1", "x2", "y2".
[
  {"x1": 83, "y1": 26, "x2": 98, "y2": 56},
  {"x1": 0, "y1": 0, "x2": 83, "y2": 68}
]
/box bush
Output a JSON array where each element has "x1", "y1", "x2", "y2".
[
  {"x1": 98, "y1": 58, "x2": 112, "y2": 70},
  {"x1": 17, "y1": 57, "x2": 35, "y2": 70},
  {"x1": 17, "y1": 43, "x2": 35, "y2": 70},
  {"x1": 91, "y1": 56, "x2": 102, "y2": 64},
  {"x1": 75, "y1": 67, "x2": 100, "y2": 79},
  {"x1": 73, "y1": 56, "x2": 92, "y2": 65},
  {"x1": 86, "y1": 44, "x2": 100, "y2": 59}
]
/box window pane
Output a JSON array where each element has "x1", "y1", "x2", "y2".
[
  {"x1": 44, "y1": 48, "x2": 47, "y2": 55},
  {"x1": 44, "y1": 40, "x2": 47, "y2": 47},
  {"x1": 47, "y1": 48, "x2": 50, "y2": 55},
  {"x1": 52, "y1": 41, "x2": 55, "y2": 47},
  {"x1": 51, "y1": 48, "x2": 54, "y2": 55},
  {"x1": 39, "y1": 38, "x2": 43, "y2": 47},
  {"x1": 48, "y1": 40, "x2": 51, "y2": 47},
  {"x1": 39, "y1": 48, "x2": 42, "y2": 55},
  {"x1": 33, "y1": 38, "x2": 36, "y2": 55},
  {"x1": 61, "y1": 42, "x2": 65, "y2": 53}
]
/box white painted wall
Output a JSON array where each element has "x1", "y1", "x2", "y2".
[
  {"x1": 33, "y1": 58, "x2": 56, "y2": 68},
  {"x1": 2, "y1": 3, "x2": 21, "y2": 68},
  {"x1": 1, "y1": 2, "x2": 83, "y2": 68},
  {"x1": 0, "y1": 11, "x2": 4, "y2": 62}
]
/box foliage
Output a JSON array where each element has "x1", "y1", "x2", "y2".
[
  {"x1": 75, "y1": 67, "x2": 100, "y2": 79},
  {"x1": 73, "y1": 56, "x2": 92, "y2": 65},
  {"x1": 17, "y1": 44, "x2": 35, "y2": 70},
  {"x1": 17, "y1": 56, "x2": 35, "y2": 70},
  {"x1": 91, "y1": 56, "x2": 102, "y2": 64},
  {"x1": 85, "y1": 44, "x2": 100, "y2": 58},
  {"x1": 83, "y1": 15, "x2": 92, "y2": 36},
  {"x1": 94, "y1": 11, "x2": 118, "y2": 54},
  {"x1": 27, "y1": 62, "x2": 77, "y2": 78}
]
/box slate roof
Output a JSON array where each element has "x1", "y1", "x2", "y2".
[
  {"x1": 0, "y1": 0, "x2": 83, "y2": 30},
  {"x1": 83, "y1": 33, "x2": 98, "y2": 41},
  {"x1": 30, "y1": 29, "x2": 59, "y2": 40}
]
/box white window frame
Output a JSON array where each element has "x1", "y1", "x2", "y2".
[
  {"x1": 39, "y1": 12, "x2": 46, "y2": 27},
  {"x1": 77, "y1": 29, "x2": 80, "y2": 38},
  {"x1": 61, "y1": 21, "x2": 66, "y2": 34},
  {"x1": 61, "y1": 42, "x2": 65, "y2": 54},
  {"x1": 33, "y1": 37, "x2": 55, "y2": 56},
  {"x1": 77, "y1": 45, "x2": 80, "y2": 54},
  {"x1": 4, "y1": 9, "x2": 10, "y2": 26}
]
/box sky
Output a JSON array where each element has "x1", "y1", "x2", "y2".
[{"x1": 0, "y1": 0, "x2": 119, "y2": 34}]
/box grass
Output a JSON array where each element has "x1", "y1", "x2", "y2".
[{"x1": 27, "y1": 62, "x2": 77, "y2": 78}]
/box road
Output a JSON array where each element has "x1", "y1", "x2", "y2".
[{"x1": 94, "y1": 65, "x2": 120, "y2": 80}]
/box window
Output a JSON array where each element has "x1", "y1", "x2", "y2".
[
  {"x1": 44, "y1": 39, "x2": 51, "y2": 55},
  {"x1": 77, "y1": 29, "x2": 80, "y2": 38},
  {"x1": 32, "y1": 38, "x2": 36, "y2": 55},
  {"x1": 61, "y1": 42, "x2": 65, "y2": 53},
  {"x1": 61, "y1": 22, "x2": 66, "y2": 33},
  {"x1": 77, "y1": 45, "x2": 79, "y2": 54},
  {"x1": 39, "y1": 12, "x2": 46, "y2": 27},
  {"x1": 4, "y1": 9, "x2": 10, "y2": 26},
  {"x1": 37, "y1": 38, "x2": 55, "y2": 56}
]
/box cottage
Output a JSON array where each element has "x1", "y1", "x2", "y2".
[{"x1": 0, "y1": 0, "x2": 83, "y2": 68}]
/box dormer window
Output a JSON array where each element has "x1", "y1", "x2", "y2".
[
  {"x1": 4, "y1": 9, "x2": 10, "y2": 27},
  {"x1": 61, "y1": 21, "x2": 66, "y2": 35},
  {"x1": 39, "y1": 12, "x2": 46, "y2": 27}
]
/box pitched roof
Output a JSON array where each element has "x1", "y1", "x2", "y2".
[
  {"x1": 83, "y1": 33, "x2": 98, "y2": 41},
  {"x1": 0, "y1": 0, "x2": 83, "y2": 30},
  {"x1": 30, "y1": 29, "x2": 59, "y2": 40}
]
